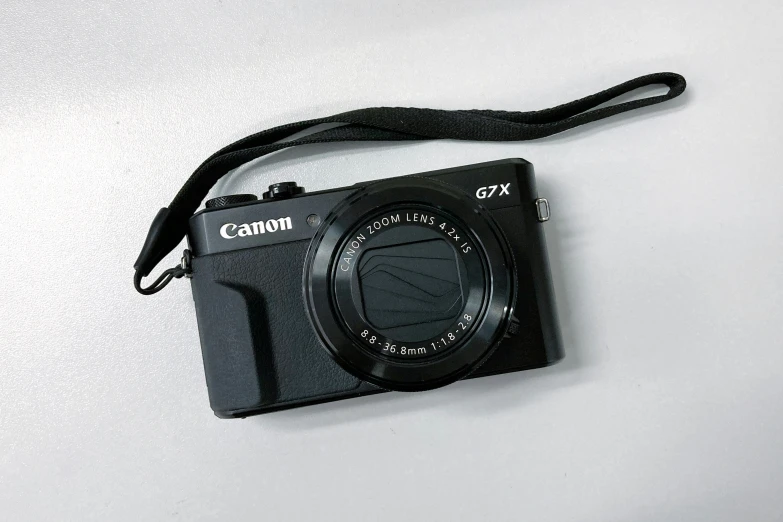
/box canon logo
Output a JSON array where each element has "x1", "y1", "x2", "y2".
[{"x1": 220, "y1": 217, "x2": 293, "y2": 239}]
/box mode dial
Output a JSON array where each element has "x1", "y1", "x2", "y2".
[{"x1": 205, "y1": 194, "x2": 258, "y2": 208}]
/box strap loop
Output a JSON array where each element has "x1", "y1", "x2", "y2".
[
  {"x1": 133, "y1": 250, "x2": 191, "y2": 295},
  {"x1": 133, "y1": 265, "x2": 188, "y2": 295},
  {"x1": 134, "y1": 72, "x2": 686, "y2": 294}
]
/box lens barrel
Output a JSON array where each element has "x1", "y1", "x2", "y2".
[{"x1": 303, "y1": 177, "x2": 516, "y2": 391}]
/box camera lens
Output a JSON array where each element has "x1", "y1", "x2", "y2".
[
  {"x1": 332, "y1": 206, "x2": 486, "y2": 361},
  {"x1": 304, "y1": 177, "x2": 516, "y2": 391},
  {"x1": 354, "y1": 222, "x2": 469, "y2": 344}
]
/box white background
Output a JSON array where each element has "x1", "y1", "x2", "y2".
[{"x1": 1, "y1": 1, "x2": 782, "y2": 520}]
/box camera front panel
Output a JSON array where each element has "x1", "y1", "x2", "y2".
[{"x1": 187, "y1": 159, "x2": 561, "y2": 416}]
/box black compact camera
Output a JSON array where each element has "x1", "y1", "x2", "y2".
[{"x1": 186, "y1": 159, "x2": 562, "y2": 417}]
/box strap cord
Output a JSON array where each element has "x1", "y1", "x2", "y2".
[{"x1": 134, "y1": 72, "x2": 686, "y2": 294}]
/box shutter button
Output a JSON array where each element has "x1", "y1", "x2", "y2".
[{"x1": 262, "y1": 182, "x2": 304, "y2": 200}]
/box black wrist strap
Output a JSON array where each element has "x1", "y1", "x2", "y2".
[{"x1": 134, "y1": 71, "x2": 686, "y2": 295}]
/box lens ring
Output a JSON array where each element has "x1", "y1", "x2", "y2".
[
  {"x1": 332, "y1": 205, "x2": 487, "y2": 361},
  {"x1": 303, "y1": 177, "x2": 516, "y2": 391}
]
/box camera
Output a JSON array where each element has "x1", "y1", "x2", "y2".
[{"x1": 186, "y1": 159, "x2": 563, "y2": 417}]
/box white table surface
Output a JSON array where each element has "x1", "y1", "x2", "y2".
[{"x1": 2, "y1": 1, "x2": 782, "y2": 520}]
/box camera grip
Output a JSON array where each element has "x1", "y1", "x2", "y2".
[{"x1": 190, "y1": 241, "x2": 365, "y2": 417}]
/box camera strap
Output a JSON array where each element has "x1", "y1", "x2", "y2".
[{"x1": 133, "y1": 72, "x2": 686, "y2": 295}]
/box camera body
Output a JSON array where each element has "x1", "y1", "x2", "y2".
[{"x1": 187, "y1": 159, "x2": 562, "y2": 417}]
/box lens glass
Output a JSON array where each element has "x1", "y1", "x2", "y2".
[
  {"x1": 332, "y1": 205, "x2": 486, "y2": 361},
  {"x1": 358, "y1": 232, "x2": 465, "y2": 341}
]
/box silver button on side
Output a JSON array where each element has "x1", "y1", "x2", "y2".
[{"x1": 535, "y1": 198, "x2": 550, "y2": 222}]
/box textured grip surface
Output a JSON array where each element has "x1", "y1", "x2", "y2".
[{"x1": 190, "y1": 240, "x2": 365, "y2": 417}]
